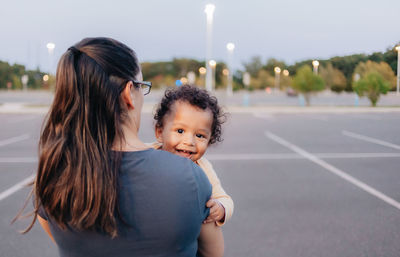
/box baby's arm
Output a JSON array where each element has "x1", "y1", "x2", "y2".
[
  {"x1": 197, "y1": 158, "x2": 234, "y2": 226},
  {"x1": 198, "y1": 222, "x2": 224, "y2": 257}
]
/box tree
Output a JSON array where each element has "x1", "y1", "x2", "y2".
[
  {"x1": 352, "y1": 72, "x2": 391, "y2": 107},
  {"x1": 291, "y1": 65, "x2": 325, "y2": 105},
  {"x1": 263, "y1": 58, "x2": 287, "y2": 76},
  {"x1": 0, "y1": 61, "x2": 46, "y2": 89},
  {"x1": 243, "y1": 56, "x2": 263, "y2": 77},
  {"x1": 251, "y1": 70, "x2": 274, "y2": 90},
  {"x1": 319, "y1": 63, "x2": 347, "y2": 93},
  {"x1": 353, "y1": 60, "x2": 396, "y2": 90}
]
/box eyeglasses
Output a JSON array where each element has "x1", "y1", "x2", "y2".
[{"x1": 132, "y1": 80, "x2": 152, "y2": 95}]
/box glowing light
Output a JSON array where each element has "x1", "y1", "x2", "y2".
[
  {"x1": 223, "y1": 68, "x2": 229, "y2": 76},
  {"x1": 209, "y1": 60, "x2": 216, "y2": 68},
  {"x1": 204, "y1": 4, "x2": 215, "y2": 17},
  {"x1": 199, "y1": 67, "x2": 206, "y2": 75},
  {"x1": 46, "y1": 42, "x2": 55, "y2": 50},
  {"x1": 283, "y1": 70, "x2": 289, "y2": 76},
  {"x1": 226, "y1": 43, "x2": 235, "y2": 51},
  {"x1": 312, "y1": 60, "x2": 319, "y2": 67},
  {"x1": 274, "y1": 67, "x2": 281, "y2": 74},
  {"x1": 180, "y1": 77, "x2": 188, "y2": 84},
  {"x1": 43, "y1": 75, "x2": 49, "y2": 82}
]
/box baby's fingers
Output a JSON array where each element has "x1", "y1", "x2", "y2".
[
  {"x1": 206, "y1": 199, "x2": 216, "y2": 208},
  {"x1": 210, "y1": 205, "x2": 219, "y2": 215}
]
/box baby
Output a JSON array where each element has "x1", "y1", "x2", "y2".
[{"x1": 153, "y1": 85, "x2": 234, "y2": 226}]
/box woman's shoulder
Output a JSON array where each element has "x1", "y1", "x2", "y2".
[{"x1": 120, "y1": 148, "x2": 202, "y2": 177}]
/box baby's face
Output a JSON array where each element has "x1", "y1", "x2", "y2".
[{"x1": 156, "y1": 101, "x2": 213, "y2": 162}]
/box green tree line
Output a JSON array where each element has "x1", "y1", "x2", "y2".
[
  {"x1": 0, "y1": 61, "x2": 48, "y2": 90},
  {"x1": 1, "y1": 42, "x2": 398, "y2": 97}
]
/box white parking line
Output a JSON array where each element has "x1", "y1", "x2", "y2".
[
  {"x1": 253, "y1": 113, "x2": 276, "y2": 121},
  {"x1": 206, "y1": 152, "x2": 400, "y2": 160},
  {"x1": 0, "y1": 157, "x2": 37, "y2": 163},
  {"x1": 342, "y1": 130, "x2": 400, "y2": 150},
  {"x1": 8, "y1": 116, "x2": 37, "y2": 124},
  {"x1": 207, "y1": 153, "x2": 301, "y2": 160},
  {"x1": 0, "y1": 134, "x2": 30, "y2": 147},
  {"x1": 265, "y1": 131, "x2": 400, "y2": 211},
  {"x1": 0, "y1": 174, "x2": 35, "y2": 202}
]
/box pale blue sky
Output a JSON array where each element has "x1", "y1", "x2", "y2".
[{"x1": 0, "y1": 0, "x2": 399, "y2": 72}]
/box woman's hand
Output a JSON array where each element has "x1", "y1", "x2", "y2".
[{"x1": 204, "y1": 199, "x2": 225, "y2": 224}]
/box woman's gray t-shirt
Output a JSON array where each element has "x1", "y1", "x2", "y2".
[{"x1": 38, "y1": 148, "x2": 212, "y2": 257}]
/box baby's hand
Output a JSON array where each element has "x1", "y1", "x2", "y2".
[{"x1": 204, "y1": 198, "x2": 225, "y2": 224}]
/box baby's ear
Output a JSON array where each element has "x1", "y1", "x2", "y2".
[{"x1": 155, "y1": 126, "x2": 163, "y2": 143}]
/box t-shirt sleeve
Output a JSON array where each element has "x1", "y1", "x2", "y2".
[{"x1": 191, "y1": 162, "x2": 212, "y2": 221}]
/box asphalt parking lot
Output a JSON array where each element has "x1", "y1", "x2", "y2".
[{"x1": 1, "y1": 109, "x2": 400, "y2": 257}]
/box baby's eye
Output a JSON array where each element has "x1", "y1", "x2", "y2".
[
  {"x1": 177, "y1": 129, "x2": 184, "y2": 134},
  {"x1": 196, "y1": 134, "x2": 205, "y2": 139}
]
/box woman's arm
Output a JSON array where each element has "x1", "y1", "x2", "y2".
[
  {"x1": 38, "y1": 216, "x2": 55, "y2": 243},
  {"x1": 197, "y1": 222, "x2": 224, "y2": 257}
]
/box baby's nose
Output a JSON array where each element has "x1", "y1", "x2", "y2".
[{"x1": 183, "y1": 135, "x2": 195, "y2": 146}]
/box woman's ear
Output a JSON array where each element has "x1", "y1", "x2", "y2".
[
  {"x1": 122, "y1": 81, "x2": 135, "y2": 110},
  {"x1": 155, "y1": 126, "x2": 163, "y2": 143}
]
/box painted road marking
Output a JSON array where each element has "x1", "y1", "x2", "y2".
[
  {"x1": 0, "y1": 174, "x2": 35, "y2": 202},
  {"x1": 342, "y1": 130, "x2": 400, "y2": 150},
  {"x1": 0, "y1": 157, "x2": 37, "y2": 163},
  {"x1": 0, "y1": 153, "x2": 399, "y2": 163},
  {"x1": 253, "y1": 113, "x2": 276, "y2": 121},
  {"x1": 265, "y1": 131, "x2": 400, "y2": 211},
  {"x1": 206, "y1": 152, "x2": 400, "y2": 161},
  {"x1": 8, "y1": 116, "x2": 37, "y2": 124},
  {"x1": 0, "y1": 134, "x2": 30, "y2": 147}
]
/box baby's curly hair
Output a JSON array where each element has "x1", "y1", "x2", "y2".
[{"x1": 154, "y1": 85, "x2": 226, "y2": 145}]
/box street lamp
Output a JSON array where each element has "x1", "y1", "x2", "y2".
[
  {"x1": 274, "y1": 67, "x2": 281, "y2": 90},
  {"x1": 21, "y1": 74, "x2": 28, "y2": 91},
  {"x1": 226, "y1": 42, "x2": 235, "y2": 96},
  {"x1": 282, "y1": 69, "x2": 289, "y2": 77},
  {"x1": 46, "y1": 42, "x2": 56, "y2": 74},
  {"x1": 204, "y1": 4, "x2": 215, "y2": 91},
  {"x1": 209, "y1": 60, "x2": 216, "y2": 90},
  {"x1": 312, "y1": 60, "x2": 319, "y2": 75},
  {"x1": 199, "y1": 67, "x2": 206, "y2": 87},
  {"x1": 396, "y1": 45, "x2": 400, "y2": 95}
]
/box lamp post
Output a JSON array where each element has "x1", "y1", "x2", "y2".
[
  {"x1": 199, "y1": 67, "x2": 206, "y2": 87},
  {"x1": 354, "y1": 73, "x2": 360, "y2": 106},
  {"x1": 242, "y1": 72, "x2": 250, "y2": 106},
  {"x1": 204, "y1": 4, "x2": 215, "y2": 92},
  {"x1": 282, "y1": 69, "x2": 289, "y2": 89},
  {"x1": 226, "y1": 42, "x2": 235, "y2": 96},
  {"x1": 46, "y1": 42, "x2": 55, "y2": 74},
  {"x1": 274, "y1": 67, "x2": 281, "y2": 91},
  {"x1": 209, "y1": 60, "x2": 216, "y2": 91},
  {"x1": 21, "y1": 74, "x2": 28, "y2": 91},
  {"x1": 312, "y1": 60, "x2": 319, "y2": 75},
  {"x1": 396, "y1": 46, "x2": 400, "y2": 95}
]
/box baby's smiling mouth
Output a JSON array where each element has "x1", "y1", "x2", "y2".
[{"x1": 176, "y1": 149, "x2": 195, "y2": 158}]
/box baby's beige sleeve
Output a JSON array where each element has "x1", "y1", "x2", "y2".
[
  {"x1": 197, "y1": 158, "x2": 234, "y2": 226},
  {"x1": 147, "y1": 141, "x2": 162, "y2": 149}
]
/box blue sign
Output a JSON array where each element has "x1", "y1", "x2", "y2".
[{"x1": 175, "y1": 80, "x2": 182, "y2": 87}]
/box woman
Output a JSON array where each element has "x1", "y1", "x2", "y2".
[{"x1": 23, "y1": 37, "x2": 221, "y2": 256}]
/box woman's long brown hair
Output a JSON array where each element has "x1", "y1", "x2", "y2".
[{"x1": 21, "y1": 38, "x2": 140, "y2": 237}]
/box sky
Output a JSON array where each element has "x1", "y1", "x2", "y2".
[{"x1": 0, "y1": 0, "x2": 399, "y2": 73}]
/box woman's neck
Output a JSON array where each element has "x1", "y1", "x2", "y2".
[{"x1": 112, "y1": 124, "x2": 149, "y2": 152}]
